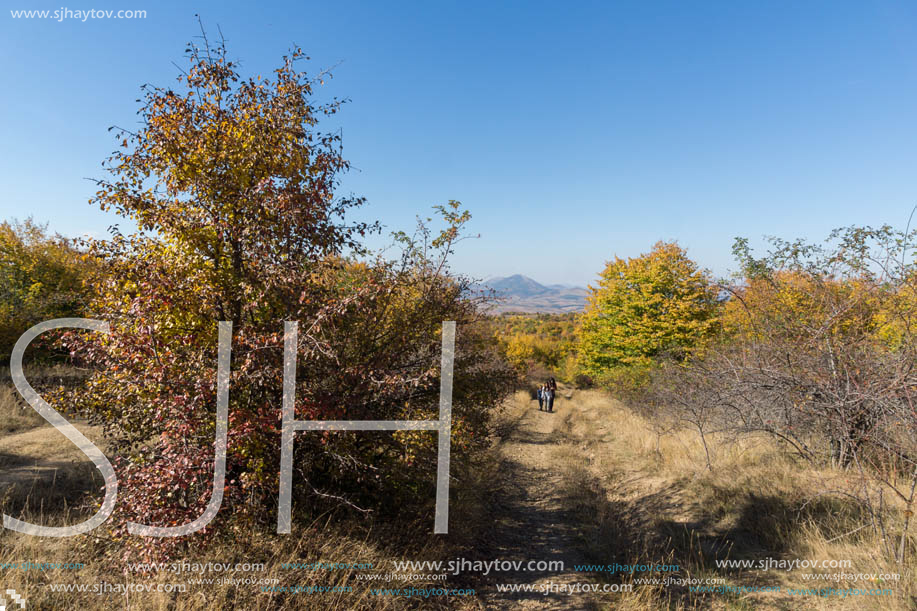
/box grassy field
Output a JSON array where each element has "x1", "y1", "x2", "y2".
[{"x1": 542, "y1": 389, "x2": 915, "y2": 610}]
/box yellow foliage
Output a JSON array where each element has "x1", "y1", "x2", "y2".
[{"x1": 578, "y1": 241, "x2": 720, "y2": 378}]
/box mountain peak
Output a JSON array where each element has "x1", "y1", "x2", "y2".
[
  {"x1": 476, "y1": 275, "x2": 588, "y2": 314},
  {"x1": 484, "y1": 275, "x2": 551, "y2": 298}
]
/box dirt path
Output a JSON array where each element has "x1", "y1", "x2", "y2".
[{"x1": 479, "y1": 389, "x2": 613, "y2": 610}]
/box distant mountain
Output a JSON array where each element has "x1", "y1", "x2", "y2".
[
  {"x1": 476, "y1": 275, "x2": 588, "y2": 314},
  {"x1": 486, "y1": 274, "x2": 553, "y2": 298}
]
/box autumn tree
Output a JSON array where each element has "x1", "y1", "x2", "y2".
[
  {"x1": 490, "y1": 313, "x2": 579, "y2": 383},
  {"x1": 643, "y1": 228, "x2": 917, "y2": 562},
  {"x1": 0, "y1": 219, "x2": 90, "y2": 363},
  {"x1": 51, "y1": 31, "x2": 511, "y2": 559},
  {"x1": 577, "y1": 241, "x2": 720, "y2": 381}
]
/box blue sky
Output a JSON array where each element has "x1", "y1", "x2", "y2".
[{"x1": 3, "y1": 1, "x2": 917, "y2": 286}]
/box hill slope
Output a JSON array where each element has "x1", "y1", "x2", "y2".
[{"x1": 478, "y1": 275, "x2": 588, "y2": 314}]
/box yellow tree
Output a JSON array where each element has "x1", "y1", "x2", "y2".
[
  {"x1": 578, "y1": 241, "x2": 720, "y2": 378},
  {"x1": 0, "y1": 219, "x2": 90, "y2": 362}
]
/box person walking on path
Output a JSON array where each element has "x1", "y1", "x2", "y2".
[
  {"x1": 544, "y1": 379, "x2": 556, "y2": 413},
  {"x1": 537, "y1": 384, "x2": 545, "y2": 411}
]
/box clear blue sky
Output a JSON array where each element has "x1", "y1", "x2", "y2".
[{"x1": 3, "y1": 1, "x2": 917, "y2": 286}]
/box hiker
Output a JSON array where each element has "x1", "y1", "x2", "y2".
[
  {"x1": 537, "y1": 384, "x2": 545, "y2": 411},
  {"x1": 544, "y1": 379, "x2": 556, "y2": 413}
]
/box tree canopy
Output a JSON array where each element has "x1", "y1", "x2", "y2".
[
  {"x1": 577, "y1": 241, "x2": 720, "y2": 377},
  {"x1": 0, "y1": 219, "x2": 90, "y2": 363}
]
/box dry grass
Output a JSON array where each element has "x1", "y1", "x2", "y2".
[
  {"x1": 0, "y1": 510, "x2": 466, "y2": 610},
  {"x1": 0, "y1": 463, "x2": 488, "y2": 610},
  {"x1": 2, "y1": 382, "x2": 914, "y2": 609},
  {"x1": 0, "y1": 383, "x2": 45, "y2": 434},
  {"x1": 548, "y1": 389, "x2": 916, "y2": 610},
  {"x1": 0, "y1": 364, "x2": 87, "y2": 434}
]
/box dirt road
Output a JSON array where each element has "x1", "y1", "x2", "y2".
[{"x1": 478, "y1": 388, "x2": 616, "y2": 610}]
